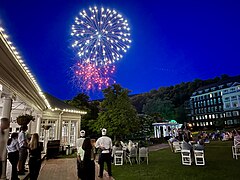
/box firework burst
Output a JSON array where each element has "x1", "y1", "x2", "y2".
[
  {"x1": 71, "y1": 6, "x2": 131, "y2": 66},
  {"x1": 73, "y1": 62, "x2": 116, "y2": 91}
]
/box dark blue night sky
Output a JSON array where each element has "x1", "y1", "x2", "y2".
[{"x1": 0, "y1": 0, "x2": 240, "y2": 100}]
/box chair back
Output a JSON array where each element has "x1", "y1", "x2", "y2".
[
  {"x1": 139, "y1": 147, "x2": 148, "y2": 158},
  {"x1": 114, "y1": 150, "x2": 124, "y2": 165},
  {"x1": 173, "y1": 141, "x2": 181, "y2": 153},
  {"x1": 194, "y1": 150, "x2": 205, "y2": 165},
  {"x1": 129, "y1": 147, "x2": 137, "y2": 157},
  {"x1": 232, "y1": 135, "x2": 240, "y2": 159},
  {"x1": 139, "y1": 147, "x2": 149, "y2": 164},
  {"x1": 181, "y1": 150, "x2": 192, "y2": 165},
  {"x1": 233, "y1": 136, "x2": 240, "y2": 146}
]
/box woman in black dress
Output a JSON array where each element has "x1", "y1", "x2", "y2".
[
  {"x1": 82, "y1": 137, "x2": 95, "y2": 180},
  {"x1": 28, "y1": 133, "x2": 42, "y2": 180}
]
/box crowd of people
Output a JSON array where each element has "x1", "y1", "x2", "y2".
[
  {"x1": 76, "y1": 128, "x2": 150, "y2": 179},
  {"x1": 0, "y1": 117, "x2": 42, "y2": 180}
]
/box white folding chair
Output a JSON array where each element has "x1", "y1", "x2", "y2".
[
  {"x1": 232, "y1": 136, "x2": 240, "y2": 159},
  {"x1": 138, "y1": 147, "x2": 149, "y2": 165},
  {"x1": 173, "y1": 142, "x2": 181, "y2": 153},
  {"x1": 126, "y1": 147, "x2": 138, "y2": 165},
  {"x1": 181, "y1": 150, "x2": 192, "y2": 165},
  {"x1": 194, "y1": 150, "x2": 205, "y2": 165},
  {"x1": 114, "y1": 150, "x2": 124, "y2": 165}
]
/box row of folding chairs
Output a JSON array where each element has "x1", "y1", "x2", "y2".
[
  {"x1": 181, "y1": 150, "x2": 205, "y2": 166},
  {"x1": 114, "y1": 147, "x2": 149, "y2": 165}
]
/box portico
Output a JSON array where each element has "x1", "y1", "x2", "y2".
[
  {"x1": 152, "y1": 120, "x2": 182, "y2": 138},
  {"x1": 0, "y1": 26, "x2": 86, "y2": 179}
]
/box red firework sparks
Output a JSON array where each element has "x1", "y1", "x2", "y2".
[{"x1": 74, "y1": 62, "x2": 116, "y2": 90}]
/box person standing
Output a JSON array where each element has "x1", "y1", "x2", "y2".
[
  {"x1": 18, "y1": 125, "x2": 28, "y2": 175},
  {"x1": 7, "y1": 132, "x2": 20, "y2": 180},
  {"x1": 82, "y1": 137, "x2": 95, "y2": 180},
  {"x1": 0, "y1": 118, "x2": 10, "y2": 179},
  {"x1": 28, "y1": 133, "x2": 42, "y2": 180},
  {"x1": 76, "y1": 130, "x2": 86, "y2": 159},
  {"x1": 76, "y1": 130, "x2": 85, "y2": 179},
  {"x1": 95, "y1": 128, "x2": 112, "y2": 178}
]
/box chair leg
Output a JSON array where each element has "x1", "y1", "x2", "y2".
[{"x1": 128, "y1": 157, "x2": 132, "y2": 165}]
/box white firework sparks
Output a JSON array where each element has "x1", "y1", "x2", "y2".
[{"x1": 71, "y1": 6, "x2": 131, "y2": 66}]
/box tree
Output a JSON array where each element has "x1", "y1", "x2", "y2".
[
  {"x1": 66, "y1": 93, "x2": 99, "y2": 136},
  {"x1": 136, "y1": 114, "x2": 155, "y2": 138},
  {"x1": 142, "y1": 98, "x2": 176, "y2": 120},
  {"x1": 65, "y1": 93, "x2": 90, "y2": 110},
  {"x1": 93, "y1": 84, "x2": 140, "y2": 140}
]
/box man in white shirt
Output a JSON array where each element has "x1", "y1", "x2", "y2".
[
  {"x1": 95, "y1": 128, "x2": 112, "y2": 178},
  {"x1": 18, "y1": 125, "x2": 28, "y2": 175}
]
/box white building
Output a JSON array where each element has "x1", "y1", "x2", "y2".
[
  {"x1": 189, "y1": 76, "x2": 240, "y2": 129},
  {"x1": 0, "y1": 26, "x2": 87, "y2": 150}
]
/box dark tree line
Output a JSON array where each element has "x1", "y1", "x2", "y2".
[
  {"x1": 130, "y1": 74, "x2": 229, "y2": 124},
  {"x1": 66, "y1": 74, "x2": 230, "y2": 138}
]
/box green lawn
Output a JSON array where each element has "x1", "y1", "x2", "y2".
[{"x1": 111, "y1": 141, "x2": 240, "y2": 180}]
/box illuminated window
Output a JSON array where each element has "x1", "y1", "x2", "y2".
[
  {"x1": 232, "y1": 101, "x2": 238, "y2": 108},
  {"x1": 233, "y1": 111, "x2": 239, "y2": 116},
  {"x1": 223, "y1": 90, "x2": 228, "y2": 94},
  {"x1": 62, "y1": 121, "x2": 69, "y2": 145},
  {"x1": 225, "y1": 103, "x2": 231, "y2": 109},
  {"x1": 218, "y1": 98, "x2": 221, "y2": 103},
  {"x1": 70, "y1": 121, "x2": 77, "y2": 146},
  {"x1": 227, "y1": 120, "x2": 233, "y2": 125}
]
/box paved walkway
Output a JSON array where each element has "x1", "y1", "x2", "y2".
[
  {"x1": 38, "y1": 143, "x2": 169, "y2": 180},
  {"x1": 38, "y1": 158, "x2": 114, "y2": 180},
  {"x1": 6, "y1": 143, "x2": 169, "y2": 180}
]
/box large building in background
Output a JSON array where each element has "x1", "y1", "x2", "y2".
[{"x1": 188, "y1": 75, "x2": 240, "y2": 129}]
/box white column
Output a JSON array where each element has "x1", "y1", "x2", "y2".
[
  {"x1": 154, "y1": 126, "x2": 156, "y2": 138},
  {"x1": 68, "y1": 120, "x2": 71, "y2": 145},
  {"x1": 157, "y1": 126, "x2": 160, "y2": 138},
  {"x1": 57, "y1": 112, "x2": 63, "y2": 140},
  {"x1": 77, "y1": 116, "x2": 81, "y2": 138},
  {"x1": 0, "y1": 95, "x2": 13, "y2": 180},
  {"x1": 36, "y1": 116, "x2": 42, "y2": 135},
  {"x1": 159, "y1": 126, "x2": 162, "y2": 138},
  {"x1": 163, "y1": 125, "x2": 166, "y2": 137}
]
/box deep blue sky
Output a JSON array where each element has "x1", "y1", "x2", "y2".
[{"x1": 1, "y1": 0, "x2": 240, "y2": 100}]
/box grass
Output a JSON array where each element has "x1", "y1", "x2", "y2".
[{"x1": 111, "y1": 141, "x2": 240, "y2": 180}]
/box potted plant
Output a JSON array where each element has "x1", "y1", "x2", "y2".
[
  {"x1": 16, "y1": 114, "x2": 35, "y2": 125},
  {"x1": 42, "y1": 125, "x2": 51, "y2": 130}
]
